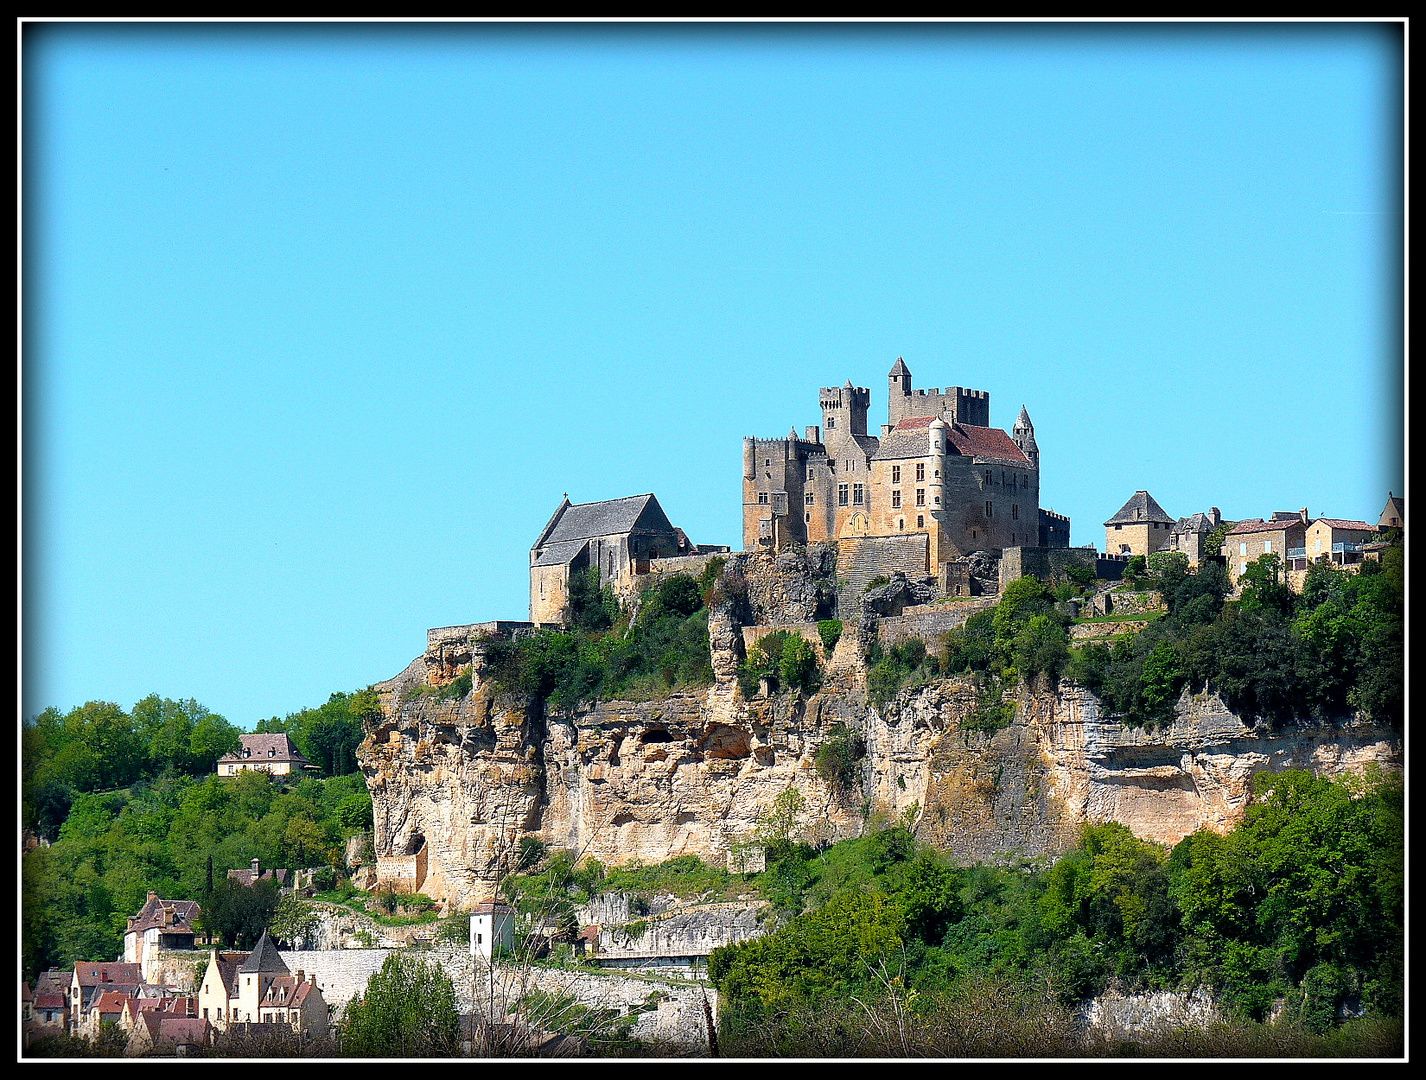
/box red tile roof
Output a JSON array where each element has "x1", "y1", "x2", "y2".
[
  {"x1": 127, "y1": 894, "x2": 202, "y2": 934},
  {"x1": 945, "y1": 423, "x2": 1031, "y2": 465},
  {"x1": 1227, "y1": 518, "x2": 1306, "y2": 536},
  {"x1": 91, "y1": 989, "x2": 133, "y2": 1016},
  {"x1": 75, "y1": 963, "x2": 142, "y2": 987},
  {"x1": 1312, "y1": 518, "x2": 1374, "y2": 531}
]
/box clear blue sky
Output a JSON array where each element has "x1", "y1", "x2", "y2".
[{"x1": 23, "y1": 22, "x2": 1404, "y2": 728}]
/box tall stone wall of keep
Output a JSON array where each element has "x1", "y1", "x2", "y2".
[{"x1": 836, "y1": 534, "x2": 930, "y2": 612}]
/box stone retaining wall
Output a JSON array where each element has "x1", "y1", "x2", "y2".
[{"x1": 877, "y1": 598, "x2": 998, "y2": 646}]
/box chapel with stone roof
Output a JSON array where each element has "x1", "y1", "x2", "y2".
[{"x1": 741, "y1": 359, "x2": 1061, "y2": 568}]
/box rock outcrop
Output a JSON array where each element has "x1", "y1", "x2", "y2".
[{"x1": 359, "y1": 551, "x2": 1402, "y2": 909}]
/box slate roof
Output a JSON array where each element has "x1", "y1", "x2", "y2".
[
  {"x1": 227, "y1": 866, "x2": 290, "y2": 887},
  {"x1": 239, "y1": 932, "x2": 289, "y2": 975},
  {"x1": 218, "y1": 733, "x2": 313, "y2": 768},
  {"x1": 1379, "y1": 493, "x2": 1403, "y2": 526},
  {"x1": 541, "y1": 494, "x2": 674, "y2": 545},
  {"x1": 128, "y1": 894, "x2": 201, "y2": 935},
  {"x1": 1311, "y1": 518, "x2": 1375, "y2": 532},
  {"x1": 1172, "y1": 512, "x2": 1217, "y2": 535},
  {"x1": 889, "y1": 357, "x2": 911, "y2": 377},
  {"x1": 208, "y1": 953, "x2": 248, "y2": 996},
  {"x1": 1104, "y1": 491, "x2": 1174, "y2": 527},
  {"x1": 1227, "y1": 518, "x2": 1307, "y2": 536},
  {"x1": 531, "y1": 538, "x2": 589, "y2": 567}
]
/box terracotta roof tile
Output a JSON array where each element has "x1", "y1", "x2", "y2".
[
  {"x1": 1311, "y1": 518, "x2": 1374, "y2": 531},
  {"x1": 128, "y1": 895, "x2": 202, "y2": 934},
  {"x1": 1228, "y1": 518, "x2": 1307, "y2": 536},
  {"x1": 75, "y1": 963, "x2": 142, "y2": 987}
]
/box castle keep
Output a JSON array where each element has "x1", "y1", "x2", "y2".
[{"x1": 743, "y1": 359, "x2": 1063, "y2": 573}]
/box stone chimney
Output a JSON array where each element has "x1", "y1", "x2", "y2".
[
  {"x1": 1209, "y1": 507, "x2": 1221, "y2": 527},
  {"x1": 1299, "y1": 507, "x2": 1310, "y2": 524},
  {"x1": 251, "y1": 857, "x2": 261, "y2": 876}
]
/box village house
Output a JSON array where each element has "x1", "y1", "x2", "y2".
[
  {"x1": 69, "y1": 961, "x2": 142, "y2": 1030},
  {"x1": 25, "y1": 970, "x2": 71, "y2": 1043},
  {"x1": 470, "y1": 902, "x2": 517, "y2": 963},
  {"x1": 1226, "y1": 511, "x2": 1310, "y2": 587},
  {"x1": 1292, "y1": 518, "x2": 1377, "y2": 574},
  {"x1": 124, "y1": 891, "x2": 204, "y2": 982},
  {"x1": 1104, "y1": 491, "x2": 1176, "y2": 558},
  {"x1": 198, "y1": 931, "x2": 329, "y2": 1035},
  {"x1": 1166, "y1": 508, "x2": 1223, "y2": 568},
  {"x1": 1378, "y1": 491, "x2": 1404, "y2": 530},
  {"x1": 126, "y1": 1013, "x2": 213, "y2": 1057},
  {"x1": 197, "y1": 949, "x2": 248, "y2": 1025},
  {"x1": 216, "y1": 733, "x2": 317, "y2": 777}
]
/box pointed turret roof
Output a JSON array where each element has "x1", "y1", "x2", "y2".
[
  {"x1": 889, "y1": 357, "x2": 910, "y2": 377},
  {"x1": 1014, "y1": 405, "x2": 1033, "y2": 431},
  {"x1": 1104, "y1": 491, "x2": 1174, "y2": 527},
  {"x1": 239, "y1": 931, "x2": 289, "y2": 975}
]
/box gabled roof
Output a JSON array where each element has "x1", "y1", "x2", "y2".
[
  {"x1": 531, "y1": 538, "x2": 589, "y2": 568},
  {"x1": 262, "y1": 976, "x2": 318, "y2": 1009},
  {"x1": 35, "y1": 971, "x2": 71, "y2": 997},
  {"x1": 91, "y1": 989, "x2": 132, "y2": 1016},
  {"x1": 74, "y1": 963, "x2": 142, "y2": 988},
  {"x1": 538, "y1": 494, "x2": 676, "y2": 546},
  {"x1": 218, "y1": 733, "x2": 313, "y2": 767},
  {"x1": 1172, "y1": 512, "x2": 1216, "y2": 534},
  {"x1": 1227, "y1": 518, "x2": 1308, "y2": 536},
  {"x1": 946, "y1": 423, "x2": 1031, "y2": 465},
  {"x1": 1104, "y1": 491, "x2": 1174, "y2": 526},
  {"x1": 238, "y1": 932, "x2": 289, "y2": 975},
  {"x1": 128, "y1": 894, "x2": 201, "y2": 935},
  {"x1": 1311, "y1": 518, "x2": 1375, "y2": 532},
  {"x1": 207, "y1": 952, "x2": 248, "y2": 995}
]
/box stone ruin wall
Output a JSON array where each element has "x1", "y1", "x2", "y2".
[{"x1": 359, "y1": 543, "x2": 1402, "y2": 910}]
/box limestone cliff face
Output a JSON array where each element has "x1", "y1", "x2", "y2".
[{"x1": 361, "y1": 552, "x2": 1401, "y2": 910}]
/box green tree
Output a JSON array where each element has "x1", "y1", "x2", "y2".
[
  {"x1": 1236, "y1": 553, "x2": 1293, "y2": 617},
  {"x1": 779, "y1": 634, "x2": 820, "y2": 695},
  {"x1": 340, "y1": 952, "x2": 461, "y2": 1057}
]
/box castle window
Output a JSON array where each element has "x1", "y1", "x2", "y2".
[
  {"x1": 1115, "y1": 524, "x2": 1122, "y2": 531},
  {"x1": 891, "y1": 490, "x2": 901, "y2": 508},
  {"x1": 984, "y1": 470, "x2": 992, "y2": 486},
  {"x1": 917, "y1": 515, "x2": 924, "y2": 528},
  {"x1": 838, "y1": 484, "x2": 849, "y2": 506},
  {"x1": 916, "y1": 489, "x2": 925, "y2": 506},
  {"x1": 986, "y1": 501, "x2": 993, "y2": 517},
  {"x1": 758, "y1": 493, "x2": 769, "y2": 505},
  {"x1": 1012, "y1": 505, "x2": 1019, "y2": 520},
  {"x1": 897, "y1": 519, "x2": 904, "y2": 531},
  {"x1": 853, "y1": 484, "x2": 864, "y2": 505},
  {"x1": 934, "y1": 496, "x2": 940, "y2": 505},
  {"x1": 916, "y1": 463, "x2": 925, "y2": 482},
  {"x1": 892, "y1": 465, "x2": 901, "y2": 484},
  {"x1": 805, "y1": 493, "x2": 815, "y2": 506},
  {"x1": 805, "y1": 512, "x2": 811, "y2": 523},
  {"x1": 764, "y1": 459, "x2": 770, "y2": 466},
  {"x1": 806, "y1": 467, "x2": 814, "y2": 481},
  {"x1": 827, "y1": 417, "x2": 836, "y2": 429}
]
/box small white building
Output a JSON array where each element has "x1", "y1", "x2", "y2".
[{"x1": 469, "y1": 903, "x2": 516, "y2": 962}]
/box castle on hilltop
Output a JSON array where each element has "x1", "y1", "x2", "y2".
[{"x1": 743, "y1": 358, "x2": 1066, "y2": 572}]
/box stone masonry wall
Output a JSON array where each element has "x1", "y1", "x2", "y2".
[
  {"x1": 836, "y1": 534, "x2": 930, "y2": 612},
  {"x1": 876, "y1": 598, "x2": 998, "y2": 647}
]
